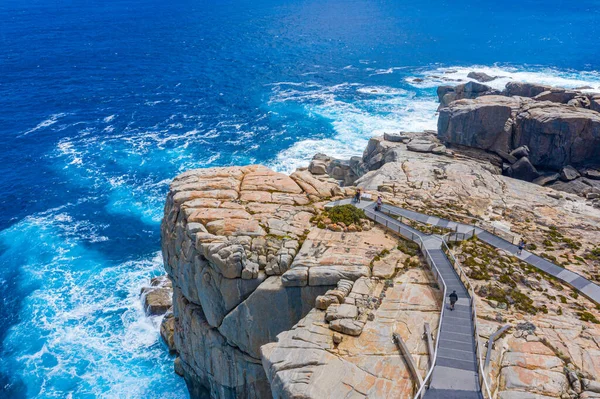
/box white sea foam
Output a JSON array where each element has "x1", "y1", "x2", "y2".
[
  {"x1": 270, "y1": 65, "x2": 600, "y2": 175},
  {"x1": 0, "y1": 211, "x2": 185, "y2": 398},
  {"x1": 406, "y1": 65, "x2": 600, "y2": 92},
  {"x1": 268, "y1": 81, "x2": 438, "y2": 174},
  {"x1": 21, "y1": 113, "x2": 68, "y2": 136},
  {"x1": 356, "y1": 86, "x2": 408, "y2": 96},
  {"x1": 103, "y1": 114, "x2": 116, "y2": 123}
]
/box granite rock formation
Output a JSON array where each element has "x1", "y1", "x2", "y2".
[{"x1": 158, "y1": 82, "x2": 600, "y2": 399}]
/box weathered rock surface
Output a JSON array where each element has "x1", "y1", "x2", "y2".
[
  {"x1": 160, "y1": 109, "x2": 600, "y2": 399},
  {"x1": 438, "y1": 95, "x2": 600, "y2": 170},
  {"x1": 468, "y1": 71, "x2": 497, "y2": 83},
  {"x1": 281, "y1": 227, "x2": 396, "y2": 287},
  {"x1": 161, "y1": 165, "x2": 342, "y2": 398},
  {"x1": 437, "y1": 81, "x2": 500, "y2": 108},
  {"x1": 261, "y1": 268, "x2": 441, "y2": 399},
  {"x1": 141, "y1": 275, "x2": 173, "y2": 316}
]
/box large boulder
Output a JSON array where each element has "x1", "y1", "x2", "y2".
[
  {"x1": 514, "y1": 102, "x2": 600, "y2": 169},
  {"x1": 438, "y1": 95, "x2": 519, "y2": 153},
  {"x1": 438, "y1": 95, "x2": 600, "y2": 170},
  {"x1": 468, "y1": 71, "x2": 497, "y2": 82},
  {"x1": 560, "y1": 165, "x2": 581, "y2": 181},
  {"x1": 534, "y1": 89, "x2": 579, "y2": 104},
  {"x1": 507, "y1": 157, "x2": 540, "y2": 182},
  {"x1": 504, "y1": 82, "x2": 552, "y2": 98},
  {"x1": 437, "y1": 81, "x2": 499, "y2": 108}
]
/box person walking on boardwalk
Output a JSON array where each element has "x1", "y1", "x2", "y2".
[
  {"x1": 449, "y1": 290, "x2": 458, "y2": 311},
  {"x1": 376, "y1": 195, "x2": 382, "y2": 211},
  {"x1": 517, "y1": 239, "x2": 526, "y2": 255},
  {"x1": 355, "y1": 189, "x2": 361, "y2": 203}
]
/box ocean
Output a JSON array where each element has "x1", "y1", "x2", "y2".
[{"x1": 1, "y1": 0, "x2": 599, "y2": 397}]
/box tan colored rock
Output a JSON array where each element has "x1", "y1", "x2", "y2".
[
  {"x1": 160, "y1": 312, "x2": 176, "y2": 353},
  {"x1": 282, "y1": 227, "x2": 396, "y2": 287},
  {"x1": 141, "y1": 285, "x2": 172, "y2": 316},
  {"x1": 161, "y1": 165, "x2": 341, "y2": 398},
  {"x1": 261, "y1": 266, "x2": 441, "y2": 399},
  {"x1": 501, "y1": 366, "x2": 568, "y2": 396}
]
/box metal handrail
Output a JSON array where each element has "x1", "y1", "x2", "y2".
[
  {"x1": 381, "y1": 203, "x2": 518, "y2": 246},
  {"x1": 363, "y1": 206, "x2": 446, "y2": 398},
  {"x1": 441, "y1": 210, "x2": 518, "y2": 245},
  {"x1": 441, "y1": 235, "x2": 493, "y2": 399},
  {"x1": 380, "y1": 204, "x2": 452, "y2": 236}
]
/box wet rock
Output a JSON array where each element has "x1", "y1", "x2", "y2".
[
  {"x1": 468, "y1": 71, "x2": 497, "y2": 82},
  {"x1": 141, "y1": 277, "x2": 173, "y2": 316},
  {"x1": 160, "y1": 311, "x2": 176, "y2": 353}
]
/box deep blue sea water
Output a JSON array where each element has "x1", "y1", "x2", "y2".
[{"x1": 1, "y1": 0, "x2": 600, "y2": 397}]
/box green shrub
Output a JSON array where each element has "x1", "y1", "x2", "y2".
[
  {"x1": 563, "y1": 238, "x2": 582, "y2": 250},
  {"x1": 326, "y1": 205, "x2": 366, "y2": 226},
  {"x1": 397, "y1": 240, "x2": 420, "y2": 256},
  {"x1": 578, "y1": 311, "x2": 600, "y2": 324},
  {"x1": 499, "y1": 274, "x2": 516, "y2": 288}
]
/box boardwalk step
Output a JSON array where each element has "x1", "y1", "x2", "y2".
[
  {"x1": 435, "y1": 356, "x2": 478, "y2": 372},
  {"x1": 424, "y1": 388, "x2": 483, "y2": 399}
]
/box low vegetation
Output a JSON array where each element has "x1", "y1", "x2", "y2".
[{"x1": 326, "y1": 205, "x2": 366, "y2": 225}]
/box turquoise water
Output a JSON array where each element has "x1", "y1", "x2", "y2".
[{"x1": 1, "y1": 0, "x2": 600, "y2": 397}]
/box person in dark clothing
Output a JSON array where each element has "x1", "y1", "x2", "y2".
[
  {"x1": 517, "y1": 239, "x2": 526, "y2": 255},
  {"x1": 355, "y1": 189, "x2": 361, "y2": 203},
  {"x1": 449, "y1": 290, "x2": 458, "y2": 311}
]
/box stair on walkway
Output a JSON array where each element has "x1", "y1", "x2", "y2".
[{"x1": 358, "y1": 203, "x2": 483, "y2": 398}]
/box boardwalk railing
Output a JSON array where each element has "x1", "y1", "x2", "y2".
[
  {"x1": 363, "y1": 207, "x2": 447, "y2": 398},
  {"x1": 443, "y1": 228, "x2": 476, "y2": 243},
  {"x1": 441, "y1": 235, "x2": 493, "y2": 399},
  {"x1": 442, "y1": 210, "x2": 519, "y2": 245}
]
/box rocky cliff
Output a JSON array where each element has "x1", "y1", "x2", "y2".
[
  {"x1": 160, "y1": 165, "x2": 345, "y2": 398},
  {"x1": 436, "y1": 81, "x2": 600, "y2": 198},
  {"x1": 158, "y1": 79, "x2": 600, "y2": 399}
]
